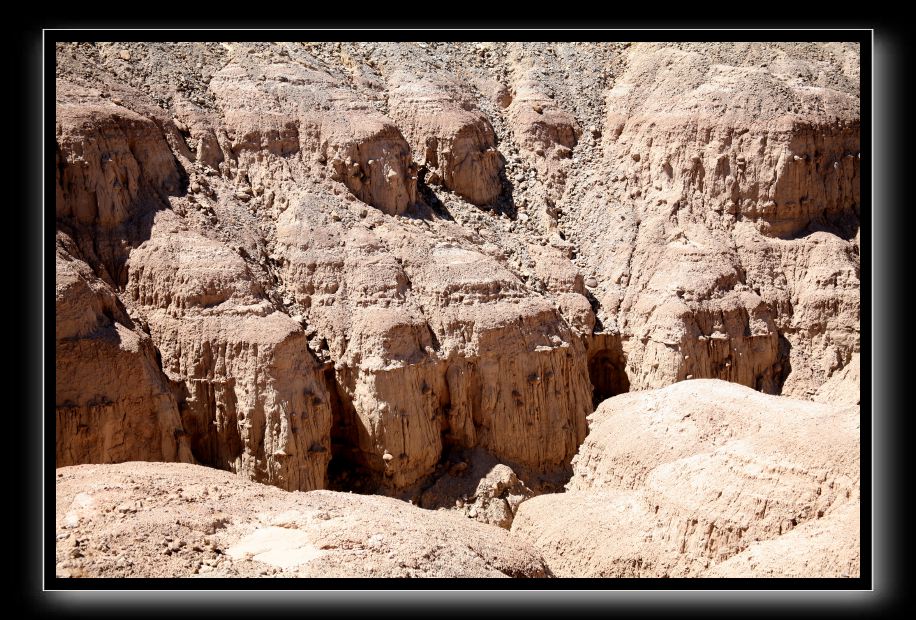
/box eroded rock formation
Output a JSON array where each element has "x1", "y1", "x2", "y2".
[
  {"x1": 511, "y1": 380, "x2": 860, "y2": 577},
  {"x1": 54, "y1": 42, "x2": 859, "y2": 525}
]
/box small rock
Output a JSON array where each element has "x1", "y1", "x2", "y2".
[
  {"x1": 585, "y1": 277, "x2": 598, "y2": 288},
  {"x1": 382, "y1": 452, "x2": 394, "y2": 462},
  {"x1": 330, "y1": 211, "x2": 341, "y2": 222},
  {"x1": 119, "y1": 50, "x2": 131, "y2": 61}
]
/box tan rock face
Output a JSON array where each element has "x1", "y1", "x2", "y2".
[
  {"x1": 388, "y1": 71, "x2": 504, "y2": 206},
  {"x1": 54, "y1": 41, "x2": 859, "y2": 513},
  {"x1": 701, "y1": 497, "x2": 859, "y2": 577},
  {"x1": 511, "y1": 380, "x2": 859, "y2": 577},
  {"x1": 559, "y1": 42, "x2": 859, "y2": 396},
  {"x1": 56, "y1": 235, "x2": 192, "y2": 467},
  {"x1": 55, "y1": 462, "x2": 549, "y2": 578}
]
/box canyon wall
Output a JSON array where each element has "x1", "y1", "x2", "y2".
[{"x1": 55, "y1": 41, "x2": 860, "y2": 497}]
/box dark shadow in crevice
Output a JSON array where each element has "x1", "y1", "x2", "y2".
[
  {"x1": 588, "y1": 348, "x2": 631, "y2": 408},
  {"x1": 323, "y1": 365, "x2": 381, "y2": 494},
  {"x1": 586, "y1": 332, "x2": 631, "y2": 409},
  {"x1": 171, "y1": 378, "x2": 243, "y2": 472},
  {"x1": 487, "y1": 161, "x2": 519, "y2": 221},
  {"x1": 773, "y1": 208, "x2": 860, "y2": 242},
  {"x1": 775, "y1": 333, "x2": 794, "y2": 395},
  {"x1": 408, "y1": 165, "x2": 453, "y2": 221}
]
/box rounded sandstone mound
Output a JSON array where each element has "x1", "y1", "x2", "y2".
[
  {"x1": 510, "y1": 380, "x2": 860, "y2": 578},
  {"x1": 55, "y1": 462, "x2": 550, "y2": 578}
]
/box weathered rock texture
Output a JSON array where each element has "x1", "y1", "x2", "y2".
[
  {"x1": 55, "y1": 462, "x2": 549, "y2": 578},
  {"x1": 511, "y1": 380, "x2": 860, "y2": 577},
  {"x1": 56, "y1": 233, "x2": 193, "y2": 467},
  {"x1": 55, "y1": 42, "x2": 859, "y2": 505},
  {"x1": 561, "y1": 43, "x2": 860, "y2": 399},
  {"x1": 387, "y1": 70, "x2": 504, "y2": 205},
  {"x1": 419, "y1": 449, "x2": 535, "y2": 529}
]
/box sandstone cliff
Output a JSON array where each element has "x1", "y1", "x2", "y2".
[{"x1": 54, "y1": 41, "x2": 859, "y2": 505}]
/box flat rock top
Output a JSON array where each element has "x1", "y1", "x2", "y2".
[{"x1": 55, "y1": 462, "x2": 549, "y2": 578}]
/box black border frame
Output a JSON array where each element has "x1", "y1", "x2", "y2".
[{"x1": 16, "y1": 20, "x2": 907, "y2": 614}]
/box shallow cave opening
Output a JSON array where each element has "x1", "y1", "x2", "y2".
[{"x1": 588, "y1": 350, "x2": 630, "y2": 408}]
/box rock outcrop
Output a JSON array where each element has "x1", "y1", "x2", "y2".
[
  {"x1": 419, "y1": 449, "x2": 535, "y2": 529},
  {"x1": 56, "y1": 234, "x2": 193, "y2": 467},
  {"x1": 55, "y1": 462, "x2": 549, "y2": 578},
  {"x1": 559, "y1": 42, "x2": 860, "y2": 397},
  {"x1": 511, "y1": 380, "x2": 860, "y2": 577},
  {"x1": 388, "y1": 71, "x2": 504, "y2": 206},
  {"x1": 54, "y1": 41, "x2": 859, "y2": 514}
]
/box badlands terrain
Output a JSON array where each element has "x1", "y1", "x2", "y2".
[{"x1": 54, "y1": 41, "x2": 860, "y2": 578}]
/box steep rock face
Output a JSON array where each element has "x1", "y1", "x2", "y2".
[
  {"x1": 388, "y1": 71, "x2": 504, "y2": 206},
  {"x1": 125, "y1": 221, "x2": 333, "y2": 491},
  {"x1": 55, "y1": 462, "x2": 549, "y2": 578},
  {"x1": 54, "y1": 41, "x2": 859, "y2": 501},
  {"x1": 205, "y1": 59, "x2": 417, "y2": 216},
  {"x1": 560, "y1": 42, "x2": 860, "y2": 395},
  {"x1": 56, "y1": 82, "x2": 183, "y2": 285},
  {"x1": 276, "y1": 205, "x2": 592, "y2": 490},
  {"x1": 738, "y1": 228, "x2": 860, "y2": 398},
  {"x1": 56, "y1": 235, "x2": 192, "y2": 466},
  {"x1": 511, "y1": 380, "x2": 859, "y2": 577}
]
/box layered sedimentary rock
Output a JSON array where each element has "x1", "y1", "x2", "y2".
[
  {"x1": 56, "y1": 235, "x2": 192, "y2": 467},
  {"x1": 122, "y1": 215, "x2": 334, "y2": 492},
  {"x1": 56, "y1": 81, "x2": 184, "y2": 285},
  {"x1": 55, "y1": 462, "x2": 549, "y2": 578},
  {"x1": 560, "y1": 42, "x2": 860, "y2": 396},
  {"x1": 511, "y1": 380, "x2": 860, "y2": 577},
  {"x1": 387, "y1": 70, "x2": 504, "y2": 206},
  {"x1": 54, "y1": 41, "x2": 859, "y2": 504},
  {"x1": 277, "y1": 207, "x2": 592, "y2": 489}
]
